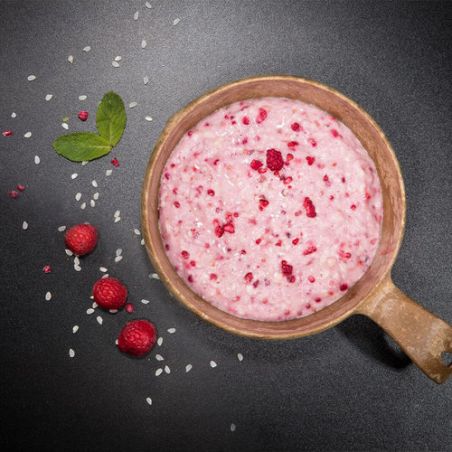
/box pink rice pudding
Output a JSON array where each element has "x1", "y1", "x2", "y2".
[{"x1": 158, "y1": 97, "x2": 382, "y2": 321}]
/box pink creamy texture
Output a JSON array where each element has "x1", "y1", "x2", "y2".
[{"x1": 158, "y1": 97, "x2": 383, "y2": 321}]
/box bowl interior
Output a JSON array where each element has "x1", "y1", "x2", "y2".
[{"x1": 141, "y1": 76, "x2": 406, "y2": 339}]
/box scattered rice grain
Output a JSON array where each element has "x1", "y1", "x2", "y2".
[
  {"x1": 133, "y1": 228, "x2": 141, "y2": 235},
  {"x1": 45, "y1": 291, "x2": 52, "y2": 301},
  {"x1": 75, "y1": 192, "x2": 82, "y2": 201},
  {"x1": 112, "y1": 61, "x2": 120, "y2": 68},
  {"x1": 80, "y1": 202, "x2": 86, "y2": 210},
  {"x1": 167, "y1": 328, "x2": 176, "y2": 334},
  {"x1": 141, "y1": 39, "x2": 147, "y2": 49},
  {"x1": 143, "y1": 75, "x2": 149, "y2": 85},
  {"x1": 72, "y1": 325, "x2": 79, "y2": 334},
  {"x1": 83, "y1": 46, "x2": 91, "y2": 52},
  {"x1": 164, "y1": 365, "x2": 170, "y2": 374},
  {"x1": 71, "y1": 173, "x2": 78, "y2": 180},
  {"x1": 22, "y1": 221, "x2": 28, "y2": 230},
  {"x1": 237, "y1": 353, "x2": 244, "y2": 362},
  {"x1": 155, "y1": 368, "x2": 163, "y2": 376},
  {"x1": 96, "y1": 316, "x2": 103, "y2": 325},
  {"x1": 129, "y1": 101, "x2": 138, "y2": 108},
  {"x1": 185, "y1": 364, "x2": 193, "y2": 373},
  {"x1": 86, "y1": 308, "x2": 94, "y2": 315},
  {"x1": 90, "y1": 199, "x2": 95, "y2": 207},
  {"x1": 27, "y1": 75, "x2": 36, "y2": 81},
  {"x1": 133, "y1": 11, "x2": 139, "y2": 20},
  {"x1": 58, "y1": 225, "x2": 66, "y2": 232},
  {"x1": 114, "y1": 255, "x2": 123, "y2": 263},
  {"x1": 157, "y1": 337, "x2": 163, "y2": 346},
  {"x1": 65, "y1": 249, "x2": 73, "y2": 256},
  {"x1": 34, "y1": 155, "x2": 40, "y2": 164},
  {"x1": 141, "y1": 299, "x2": 150, "y2": 305},
  {"x1": 155, "y1": 354, "x2": 164, "y2": 361},
  {"x1": 99, "y1": 267, "x2": 108, "y2": 273},
  {"x1": 67, "y1": 55, "x2": 74, "y2": 63},
  {"x1": 145, "y1": 2, "x2": 152, "y2": 8},
  {"x1": 45, "y1": 94, "x2": 53, "y2": 101},
  {"x1": 210, "y1": 361, "x2": 217, "y2": 368},
  {"x1": 146, "y1": 397, "x2": 152, "y2": 406},
  {"x1": 173, "y1": 17, "x2": 180, "y2": 25},
  {"x1": 69, "y1": 348, "x2": 75, "y2": 358},
  {"x1": 24, "y1": 131, "x2": 32, "y2": 138},
  {"x1": 79, "y1": 95, "x2": 87, "y2": 100},
  {"x1": 145, "y1": 116, "x2": 153, "y2": 122},
  {"x1": 91, "y1": 180, "x2": 98, "y2": 187},
  {"x1": 230, "y1": 424, "x2": 236, "y2": 432},
  {"x1": 106, "y1": 169, "x2": 112, "y2": 176}
]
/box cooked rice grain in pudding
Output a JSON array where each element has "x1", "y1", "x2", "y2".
[{"x1": 158, "y1": 97, "x2": 382, "y2": 321}]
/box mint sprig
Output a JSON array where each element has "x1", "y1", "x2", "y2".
[{"x1": 53, "y1": 91, "x2": 126, "y2": 162}]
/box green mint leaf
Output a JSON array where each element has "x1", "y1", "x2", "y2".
[
  {"x1": 53, "y1": 132, "x2": 112, "y2": 162},
  {"x1": 96, "y1": 91, "x2": 127, "y2": 146}
]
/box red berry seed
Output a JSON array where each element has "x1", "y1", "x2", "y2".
[
  {"x1": 125, "y1": 303, "x2": 134, "y2": 314},
  {"x1": 207, "y1": 189, "x2": 215, "y2": 196},
  {"x1": 111, "y1": 157, "x2": 120, "y2": 167},
  {"x1": 42, "y1": 265, "x2": 52, "y2": 273},
  {"x1": 78, "y1": 111, "x2": 89, "y2": 121},
  {"x1": 340, "y1": 283, "x2": 349, "y2": 291}
]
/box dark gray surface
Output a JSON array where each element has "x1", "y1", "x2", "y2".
[{"x1": 1, "y1": 1, "x2": 451, "y2": 451}]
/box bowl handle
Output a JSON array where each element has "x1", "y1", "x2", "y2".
[{"x1": 355, "y1": 276, "x2": 451, "y2": 383}]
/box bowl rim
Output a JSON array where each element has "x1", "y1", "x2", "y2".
[{"x1": 141, "y1": 74, "x2": 406, "y2": 339}]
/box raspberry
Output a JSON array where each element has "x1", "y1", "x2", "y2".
[
  {"x1": 117, "y1": 319, "x2": 157, "y2": 358},
  {"x1": 93, "y1": 277, "x2": 128, "y2": 310},
  {"x1": 250, "y1": 159, "x2": 263, "y2": 170},
  {"x1": 303, "y1": 197, "x2": 317, "y2": 218},
  {"x1": 281, "y1": 260, "x2": 293, "y2": 275},
  {"x1": 78, "y1": 111, "x2": 89, "y2": 121},
  {"x1": 223, "y1": 223, "x2": 235, "y2": 233},
  {"x1": 256, "y1": 107, "x2": 267, "y2": 124},
  {"x1": 64, "y1": 224, "x2": 98, "y2": 256},
  {"x1": 266, "y1": 149, "x2": 284, "y2": 171},
  {"x1": 303, "y1": 245, "x2": 317, "y2": 255},
  {"x1": 259, "y1": 198, "x2": 269, "y2": 210}
]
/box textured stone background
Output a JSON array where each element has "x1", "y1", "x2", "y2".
[{"x1": 1, "y1": 1, "x2": 451, "y2": 451}]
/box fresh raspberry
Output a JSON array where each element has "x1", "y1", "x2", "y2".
[
  {"x1": 266, "y1": 149, "x2": 284, "y2": 171},
  {"x1": 78, "y1": 111, "x2": 89, "y2": 121},
  {"x1": 303, "y1": 197, "x2": 317, "y2": 218},
  {"x1": 64, "y1": 224, "x2": 98, "y2": 256},
  {"x1": 93, "y1": 277, "x2": 128, "y2": 310},
  {"x1": 117, "y1": 319, "x2": 157, "y2": 358}
]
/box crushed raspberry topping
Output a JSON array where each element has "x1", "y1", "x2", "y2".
[{"x1": 266, "y1": 148, "x2": 284, "y2": 171}]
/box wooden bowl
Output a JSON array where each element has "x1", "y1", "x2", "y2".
[{"x1": 142, "y1": 76, "x2": 451, "y2": 383}]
